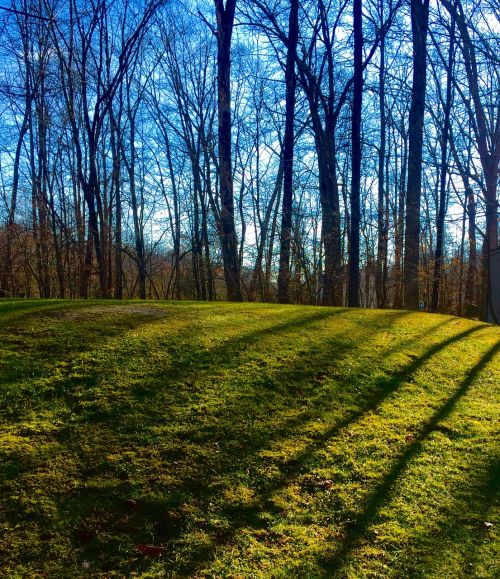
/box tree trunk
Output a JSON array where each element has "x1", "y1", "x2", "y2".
[
  {"x1": 431, "y1": 18, "x2": 454, "y2": 312},
  {"x1": 110, "y1": 106, "x2": 123, "y2": 299},
  {"x1": 249, "y1": 154, "x2": 283, "y2": 301},
  {"x1": 394, "y1": 123, "x2": 407, "y2": 308},
  {"x1": 465, "y1": 188, "x2": 477, "y2": 312},
  {"x1": 403, "y1": 0, "x2": 430, "y2": 310},
  {"x1": 215, "y1": 0, "x2": 242, "y2": 301},
  {"x1": 376, "y1": 6, "x2": 387, "y2": 309},
  {"x1": 442, "y1": 0, "x2": 499, "y2": 320},
  {"x1": 277, "y1": 0, "x2": 299, "y2": 304},
  {"x1": 348, "y1": 0, "x2": 363, "y2": 307}
]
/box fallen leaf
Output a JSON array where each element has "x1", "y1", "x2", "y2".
[
  {"x1": 124, "y1": 498, "x2": 138, "y2": 509},
  {"x1": 137, "y1": 544, "x2": 166, "y2": 556}
]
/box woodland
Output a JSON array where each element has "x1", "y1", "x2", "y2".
[
  {"x1": 0, "y1": 2, "x2": 499, "y2": 575},
  {"x1": 0, "y1": 0, "x2": 498, "y2": 319}
]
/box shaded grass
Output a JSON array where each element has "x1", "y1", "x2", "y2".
[{"x1": 0, "y1": 300, "x2": 498, "y2": 577}]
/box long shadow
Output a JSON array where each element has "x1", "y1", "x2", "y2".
[
  {"x1": 74, "y1": 306, "x2": 357, "y2": 418},
  {"x1": 458, "y1": 456, "x2": 499, "y2": 577},
  {"x1": 169, "y1": 323, "x2": 486, "y2": 574},
  {"x1": 169, "y1": 309, "x2": 411, "y2": 447},
  {"x1": 103, "y1": 313, "x2": 470, "y2": 573},
  {"x1": 179, "y1": 314, "x2": 453, "y2": 475},
  {"x1": 2, "y1": 305, "x2": 356, "y2": 570},
  {"x1": 320, "y1": 338, "x2": 500, "y2": 575},
  {"x1": 220, "y1": 323, "x2": 485, "y2": 504},
  {"x1": 77, "y1": 308, "x2": 414, "y2": 437},
  {"x1": 50, "y1": 308, "x2": 410, "y2": 573},
  {"x1": 407, "y1": 453, "x2": 499, "y2": 578},
  {"x1": 1, "y1": 303, "x2": 354, "y2": 422},
  {"x1": 2, "y1": 302, "x2": 484, "y2": 575}
]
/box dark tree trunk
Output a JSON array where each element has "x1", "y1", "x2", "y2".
[
  {"x1": 394, "y1": 125, "x2": 407, "y2": 309},
  {"x1": 123, "y1": 90, "x2": 147, "y2": 300},
  {"x1": 215, "y1": 0, "x2": 242, "y2": 301},
  {"x1": 442, "y1": 0, "x2": 499, "y2": 320},
  {"x1": 165, "y1": 132, "x2": 182, "y2": 300},
  {"x1": 465, "y1": 188, "x2": 477, "y2": 312},
  {"x1": 200, "y1": 189, "x2": 214, "y2": 301},
  {"x1": 265, "y1": 182, "x2": 282, "y2": 301},
  {"x1": 403, "y1": 0, "x2": 430, "y2": 310},
  {"x1": 277, "y1": 0, "x2": 299, "y2": 304},
  {"x1": 87, "y1": 149, "x2": 109, "y2": 298},
  {"x1": 376, "y1": 4, "x2": 387, "y2": 308},
  {"x1": 110, "y1": 109, "x2": 123, "y2": 300},
  {"x1": 348, "y1": 0, "x2": 363, "y2": 307},
  {"x1": 315, "y1": 128, "x2": 342, "y2": 306}
]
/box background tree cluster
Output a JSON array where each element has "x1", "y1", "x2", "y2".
[{"x1": 0, "y1": 0, "x2": 498, "y2": 319}]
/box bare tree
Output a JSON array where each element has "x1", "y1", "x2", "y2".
[
  {"x1": 348, "y1": 0, "x2": 363, "y2": 307},
  {"x1": 277, "y1": 0, "x2": 299, "y2": 304},
  {"x1": 403, "y1": 0, "x2": 430, "y2": 310}
]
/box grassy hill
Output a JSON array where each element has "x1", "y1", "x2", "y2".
[{"x1": 0, "y1": 300, "x2": 498, "y2": 577}]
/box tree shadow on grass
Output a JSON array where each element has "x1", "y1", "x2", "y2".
[
  {"x1": 76, "y1": 306, "x2": 356, "y2": 420},
  {"x1": 403, "y1": 453, "x2": 499, "y2": 578},
  {"x1": 456, "y1": 456, "x2": 499, "y2": 578},
  {"x1": 50, "y1": 308, "x2": 413, "y2": 572},
  {"x1": 319, "y1": 338, "x2": 500, "y2": 576},
  {"x1": 2, "y1": 304, "x2": 354, "y2": 424},
  {"x1": 169, "y1": 322, "x2": 486, "y2": 573},
  {"x1": 113, "y1": 314, "x2": 473, "y2": 573},
  {"x1": 2, "y1": 304, "x2": 486, "y2": 576},
  {"x1": 1, "y1": 307, "x2": 358, "y2": 563},
  {"x1": 0, "y1": 299, "x2": 93, "y2": 329}
]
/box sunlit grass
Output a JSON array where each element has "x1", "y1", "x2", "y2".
[{"x1": 0, "y1": 300, "x2": 498, "y2": 577}]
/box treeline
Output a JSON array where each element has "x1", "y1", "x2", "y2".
[{"x1": 0, "y1": 0, "x2": 498, "y2": 319}]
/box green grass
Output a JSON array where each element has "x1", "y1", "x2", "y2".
[{"x1": 0, "y1": 300, "x2": 498, "y2": 578}]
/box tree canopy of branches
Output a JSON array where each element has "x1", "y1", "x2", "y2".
[{"x1": 0, "y1": 0, "x2": 497, "y2": 321}]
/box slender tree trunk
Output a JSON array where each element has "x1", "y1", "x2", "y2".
[
  {"x1": 200, "y1": 189, "x2": 214, "y2": 301},
  {"x1": 457, "y1": 193, "x2": 466, "y2": 316},
  {"x1": 191, "y1": 178, "x2": 203, "y2": 300},
  {"x1": 86, "y1": 148, "x2": 108, "y2": 298},
  {"x1": 348, "y1": 0, "x2": 363, "y2": 307},
  {"x1": 394, "y1": 126, "x2": 407, "y2": 309},
  {"x1": 465, "y1": 188, "x2": 477, "y2": 312},
  {"x1": 110, "y1": 106, "x2": 123, "y2": 299},
  {"x1": 123, "y1": 93, "x2": 147, "y2": 300},
  {"x1": 249, "y1": 156, "x2": 283, "y2": 301},
  {"x1": 47, "y1": 155, "x2": 65, "y2": 298},
  {"x1": 376, "y1": 6, "x2": 387, "y2": 308},
  {"x1": 431, "y1": 19, "x2": 454, "y2": 312},
  {"x1": 265, "y1": 182, "x2": 282, "y2": 301},
  {"x1": 203, "y1": 147, "x2": 216, "y2": 300},
  {"x1": 277, "y1": 0, "x2": 299, "y2": 304},
  {"x1": 165, "y1": 132, "x2": 182, "y2": 300}
]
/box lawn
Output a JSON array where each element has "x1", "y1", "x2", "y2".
[{"x1": 0, "y1": 300, "x2": 498, "y2": 577}]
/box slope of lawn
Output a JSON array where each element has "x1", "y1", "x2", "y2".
[{"x1": 0, "y1": 299, "x2": 498, "y2": 577}]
